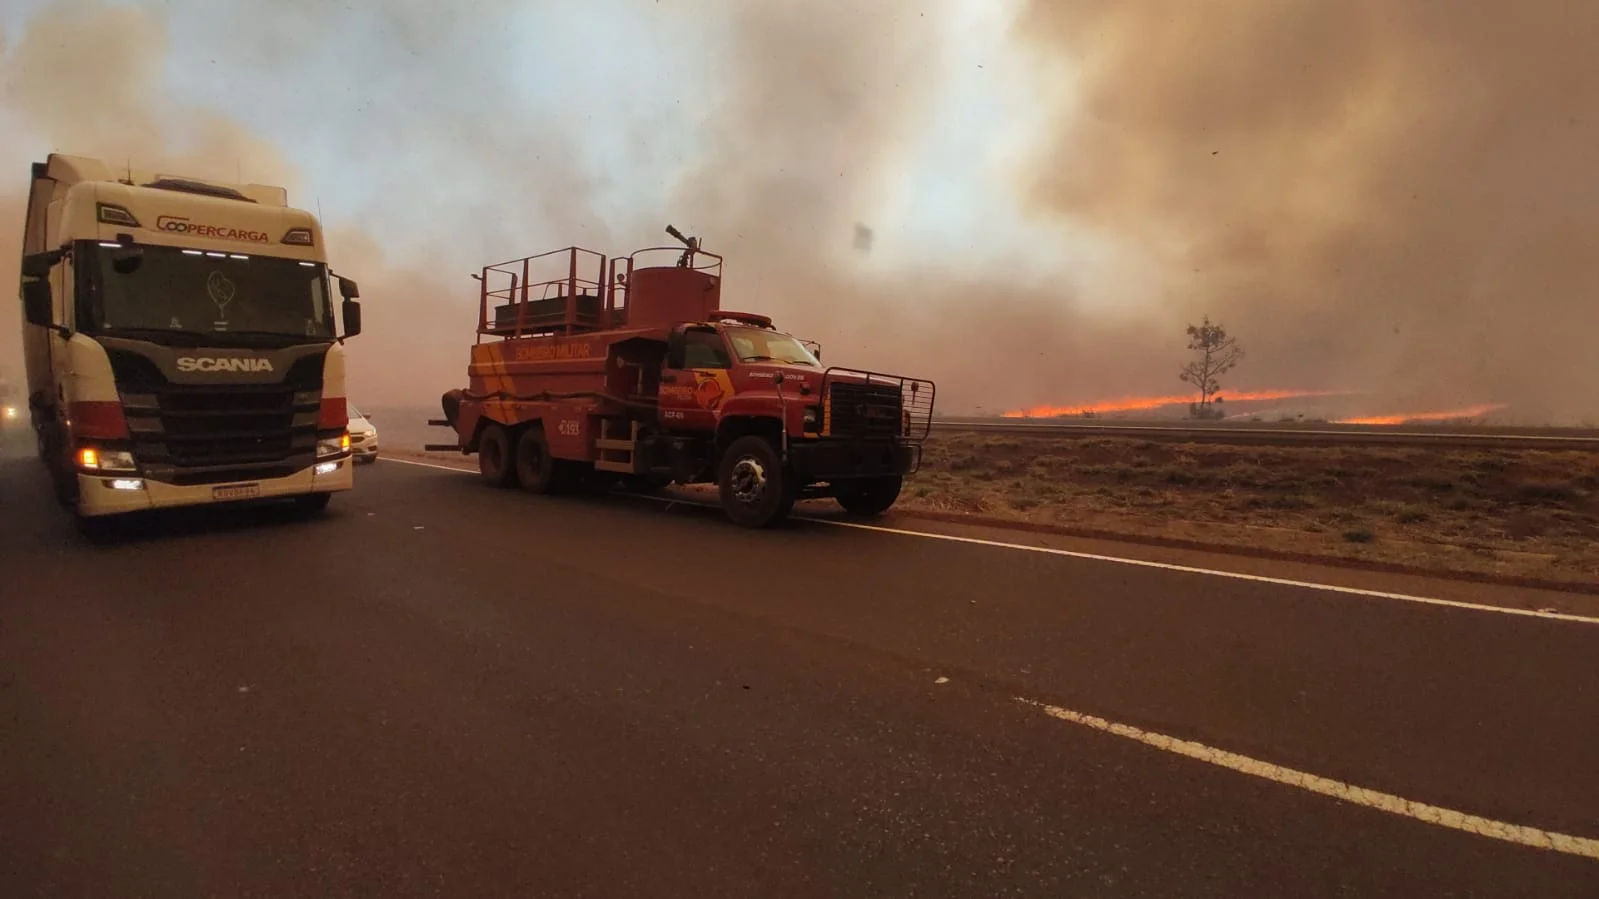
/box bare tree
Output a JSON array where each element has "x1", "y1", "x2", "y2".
[{"x1": 1180, "y1": 316, "x2": 1243, "y2": 420}]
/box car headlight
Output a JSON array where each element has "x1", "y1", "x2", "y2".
[
  {"x1": 78, "y1": 447, "x2": 137, "y2": 473},
  {"x1": 317, "y1": 432, "x2": 352, "y2": 459}
]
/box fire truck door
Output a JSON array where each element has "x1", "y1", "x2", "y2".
[{"x1": 659, "y1": 326, "x2": 734, "y2": 431}]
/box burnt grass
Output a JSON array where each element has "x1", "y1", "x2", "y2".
[{"x1": 895, "y1": 433, "x2": 1599, "y2": 584}]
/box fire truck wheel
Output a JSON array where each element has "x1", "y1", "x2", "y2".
[
  {"x1": 477, "y1": 423, "x2": 519, "y2": 488},
  {"x1": 718, "y1": 435, "x2": 797, "y2": 528},
  {"x1": 514, "y1": 425, "x2": 561, "y2": 494},
  {"x1": 835, "y1": 475, "x2": 902, "y2": 517}
]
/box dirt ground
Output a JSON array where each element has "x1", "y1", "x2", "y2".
[
  {"x1": 395, "y1": 432, "x2": 1599, "y2": 587},
  {"x1": 882, "y1": 433, "x2": 1599, "y2": 586}
]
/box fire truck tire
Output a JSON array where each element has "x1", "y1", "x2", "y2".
[
  {"x1": 477, "y1": 423, "x2": 519, "y2": 488},
  {"x1": 514, "y1": 425, "x2": 561, "y2": 494},
  {"x1": 717, "y1": 435, "x2": 797, "y2": 528},
  {"x1": 835, "y1": 475, "x2": 902, "y2": 517}
]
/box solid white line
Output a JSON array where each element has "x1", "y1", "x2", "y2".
[
  {"x1": 808, "y1": 519, "x2": 1599, "y2": 625},
  {"x1": 1014, "y1": 696, "x2": 1599, "y2": 860},
  {"x1": 383, "y1": 456, "x2": 1599, "y2": 853},
  {"x1": 379, "y1": 456, "x2": 1599, "y2": 626}
]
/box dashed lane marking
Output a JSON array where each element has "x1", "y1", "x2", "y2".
[{"x1": 1015, "y1": 696, "x2": 1599, "y2": 861}]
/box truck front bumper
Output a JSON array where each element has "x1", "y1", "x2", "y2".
[
  {"x1": 788, "y1": 439, "x2": 920, "y2": 481},
  {"x1": 76, "y1": 457, "x2": 355, "y2": 517}
]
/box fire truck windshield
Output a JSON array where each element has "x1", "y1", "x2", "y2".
[
  {"x1": 723, "y1": 326, "x2": 820, "y2": 367},
  {"x1": 77, "y1": 241, "x2": 337, "y2": 345}
]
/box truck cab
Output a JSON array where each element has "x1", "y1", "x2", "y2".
[{"x1": 15, "y1": 154, "x2": 363, "y2": 527}]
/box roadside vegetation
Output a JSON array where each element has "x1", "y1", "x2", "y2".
[
  {"x1": 398, "y1": 430, "x2": 1599, "y2": 586},
  {"x1": 887, "y1": 432, "x2": 1599, "y2": 585}
]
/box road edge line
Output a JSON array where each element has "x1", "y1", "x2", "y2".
[{"x1": 379, "y1": 457, "x2": 1599, "y2": 626}]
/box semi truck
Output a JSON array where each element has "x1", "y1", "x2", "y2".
[
  {"x1": 15, "y1": 154, "x2": 364, "y2": 528},
  {"x1": 431, "y1": 227, "x2": 935, "y2": 528}
]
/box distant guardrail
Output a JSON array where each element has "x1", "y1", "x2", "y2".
[{"x1": 928, "y1": 419, "x2": 1599, "y2": 452}]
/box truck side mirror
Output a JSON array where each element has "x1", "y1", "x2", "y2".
[
  {"x1": 337, "y1": 276, "x2": 360, "y2": 299},
  {"x1": 22, "y1": 279, "x2": 52, "y2": 327},
  {"x1": 21, "y1": 251, "x2": 57, "y2": 279},
  {"x1": 665, "y1": 330, "x2": 686, "y2": 370},
  {"x1": 110, "y1": 243, "x2": 144, "y2": 275},
  {"x1": 341, "y1": 299, "x2": 363, "y2": 338}
]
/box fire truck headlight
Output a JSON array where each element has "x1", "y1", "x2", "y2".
[
  {"x1": 3, "y1": 405, "x2": 16, "y2": 419},
  {"x1": 802, "y1": 406, "x2": 818, "y2": 428}
]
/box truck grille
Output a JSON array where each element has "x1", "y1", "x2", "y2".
[
  {"x1": 825, "y1": 380, "x2": 904, "y2": 440},
  {"x1": 106, "y1": 348, "x2": 325, "y2": 485}
]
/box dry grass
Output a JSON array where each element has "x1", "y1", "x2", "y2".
[{"x1": 893, "y1": 433, "x2": 1599, "y2": 585}]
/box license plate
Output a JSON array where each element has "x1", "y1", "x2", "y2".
[{"x1": 212, "y1": 483, "x2": 262, "y2": 501}]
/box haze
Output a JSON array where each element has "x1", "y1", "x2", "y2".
[{"x1": 2, "y1": 0, "x2": 1595, "y2": 425}]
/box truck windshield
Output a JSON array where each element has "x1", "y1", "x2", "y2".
[
  {"x1": 723, "y1": 326, "x2": 820, "y2": 366},
  {"x1": 78, "y1": 241, "x2": 335, "y2": 344}
]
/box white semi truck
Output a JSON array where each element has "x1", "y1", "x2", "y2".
[{"x1": 16, "y1": 154, "x2": 363, "y2": 528}]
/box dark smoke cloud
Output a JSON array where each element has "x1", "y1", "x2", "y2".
[
  {"x1": 655, "y1": 1, "x2": 1182, "y2": 414},
  {"x1": 14, "y1": 0, "x2": 1577, "y2": 423},
  {"x1": 4, "y1": 0, "x2": 1164, "y2": 417},
  {"x1": 1012, "y1": 0, "x2": 1599, "y2": 424}
]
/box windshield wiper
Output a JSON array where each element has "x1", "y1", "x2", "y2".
[{"x1": 99, "y1": 326, "x2": 214, "y2": 344}]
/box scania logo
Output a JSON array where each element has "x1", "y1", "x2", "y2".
[{"x1": 176, "y1": 356, "x2": 275, "y2": 373}]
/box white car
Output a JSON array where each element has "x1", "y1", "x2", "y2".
[{"x1": 347, "y1": 403, "x2": 379, "y2": 464}]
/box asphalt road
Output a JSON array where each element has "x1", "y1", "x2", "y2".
[{"x1": 2, "y1": 442, "x2": 1596, "y2": 897}]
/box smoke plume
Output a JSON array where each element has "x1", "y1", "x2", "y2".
[
  {"x1": 5, "y1": 0, "x2": 1594, "y2": 423},
  {"x1": 1012, "y1": 0, "x2": 1599, "y2": 424}
]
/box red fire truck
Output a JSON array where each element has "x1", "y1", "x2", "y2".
[{"x1": 431, "y1": 227, "x2": 934, "y2": 528}]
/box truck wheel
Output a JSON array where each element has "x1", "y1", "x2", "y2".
[
  {"x1": 514, "y1": 425, "x2": 561, "y2": 494},
  {"x1": 42, "y1": 425, "x2": 76, "y2": 506},
  {"x1": 835, "y1": 475, "x2": 902, "y2": 517},
  {"x1": 717, "y1": 435, "x2": 796, "y2": 528},
  {"x1": 478, "y1": 423, "x2": 519, "y2": 488}
]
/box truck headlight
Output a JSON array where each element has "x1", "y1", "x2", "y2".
[
  {"x1": 317, "y1": 433, "x2": 351, "y2": 459},
  {"x1": 78, "y1": 447, "x2": 137, "y2": 473},
  {"x1": 802, "y1": 406, "x2": 819, "y2": 428},
  {"x1": 2, "y1": 405, "x2": 16, "y2": 420}
]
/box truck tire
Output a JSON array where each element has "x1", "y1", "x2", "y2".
[
  {"x1": 717, "y1": 435, "x2": 796, "y2": 528},
  {"x1": 514, "y1": 425, "x2": 561, "y2": 494},
  {"x1": 477, "y1": 423, "x2": 519, "y2": 488},
  {"x1": 835, "y1": 475, "x2": 902, "y2": 517}
]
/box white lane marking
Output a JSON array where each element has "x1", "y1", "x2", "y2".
[
  {"x1": 1015, "y1": 696, "x2": 1599, "y2": 860},
  {"x1": 384, "y1": 457, "x2": 1599, "y2": 852},
  {"x1": 379, "y1": 457, "x2": 1599, "y2": 626}
]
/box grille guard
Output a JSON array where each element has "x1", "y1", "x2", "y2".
[{"x1": 818, "y1": 367, "x2": 936, "y2": 443}]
